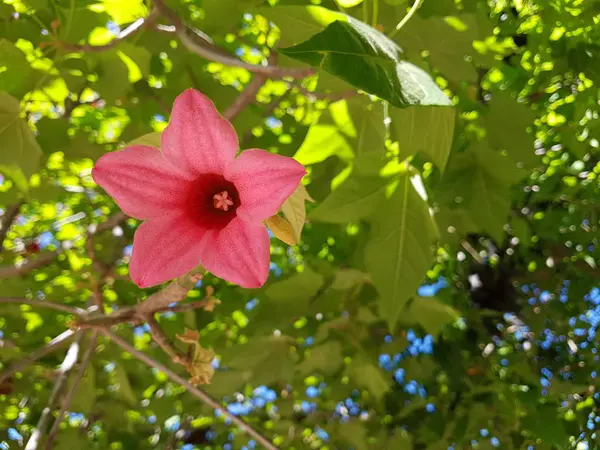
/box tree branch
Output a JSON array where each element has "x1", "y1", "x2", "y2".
[
  {"x1": 0, "y1": 330, "x2": 76, "y2": 385},
  {"x1": 143, "y1": 315, "x2": 186, "y2": 363},
  {"x1": 0, "y1": 202, "x2": 23, "y2": 251},
  {"x1": 24, "y1": 333, "x2": 84, "y2": 450},
  {"x1": 0, "y1": 297, "x2": 86, "y2": 316},
  {"x1": 44, "y1": 331, "x2": 98, "y2": 450},
  {"x1": 223, "y1": 73, "x2": 268, "y2": 121},
  {"x1": 57, "y1": 10, "x2": 159, "y2": 52},
  {"x1": 102, "y1": 329, "x2": 278, "y2": 450},
  {"x1": 152, "y1": 0, "x2": 314, "y2": 79},
  {"x1": 134, "y1": 268, "x2": 204, "y2": 316}
]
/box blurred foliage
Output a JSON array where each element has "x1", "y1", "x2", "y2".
[{"x1": 1, "y1": 0, "x2": 600, "y2": 449}]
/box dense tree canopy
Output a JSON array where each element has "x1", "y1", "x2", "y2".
[{"x1": 1, "y1": 0, "x2": 600, "y2": 449}]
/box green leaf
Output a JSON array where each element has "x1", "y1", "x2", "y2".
[
  {"x1": 281, "y1": 183, "x2": 313, "y2": 243},
  {"x1": 0, "y1": 91, "x2": 42, "y2": 192},
  {"x1": 309, "y1": 174, "x2": 389, "y2": 223},
  {"x1": 127, "y1": 131, "x2": 161, "y2": 148},
  {"x1": 434, "y1": 152, "x2": 511, "y2": 243},
  {"x1": 365, "y1": 176, "x2": 437, "y2": 331},
  {"x1": 389, "y1": 12, "x2": 495, "y2": 84},
  {"x1": 294, "y1": 124, "x2": 354, "y2": 165},
  {"x1": 93, "y1": 52, "x2": 130, "y2": 103},
  {"x1": 220, "y1": 336, "x2": 297, "y2": 386},
  {"x1": 113, "y1": 363, "x2": 137, "y2": 407},
  {"x1": 346, "y1": 97, "x2": 387, "y2": 155},
  {"x1": 0, "y1": 39, "x2": 33, "y2": 97},
  {"x1": 345, "y1": 354, "x2": 391, "y2": 400},
  {"x1": 482, "y1": 91, "x2": 538, "y2": 169},
  {"x1": 253, "y1": 5, "x2": 347, "y2": 47},
  {"x1": 391, "y1": 105, "x2": 455, "y2": 171},
  {"x1": 282, "y1": 21, "x2": 448, "y2": 107},
  {"x1": 69, "y1": 364, "x2": 96, "y2": 414},
  {"x1": 297, "y1": 340, "x2": 344, "y2": 376},
  {"x1": 400, "y1": 297, "x2": 460, "y2": 340},
  {"x1": 205, "y1": 370, "x2": 251, "y2": 398},
  {"x1": 116, "y1": 43, "x2": 151, "y2": 83},
  {"x1": 521, "y1": 405, "x2": 568, "y2": 447},
  {"x1": 385, "y1": 429, "x2": 414, "y2": 449},
  {"x1": 263, "y1": 268, "x2": 325, "y2": 321},
  {"x1": 334, "y1": 421, "x2": 368, "y2": 450}
]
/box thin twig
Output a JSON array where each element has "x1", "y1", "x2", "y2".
[
  {"x1": 389, "y1": 0, "x2": 423, "y2": 38},
  {"x1": 24, "y1": 333, "x2": 84, "y2": 450},
  {"x1": 153, "y1": 0, "x2": 314, "y2": 79},
  {"x1": 0, "y1": 251, "x2": 59, "y2": 279},
  {"x1": 0, "y1": 297, "x2": 85, "y2": 316},
  {"x1": 58, "y1": 10, "x2": 158, "y2": 52},
  {"x1": 461, "y1": 240, "x2": 483, "y2": 264},
  {"x1": 75, "y1": 298, "x2": 214, "y2": 329},
  {"x1": 0, "y1": 202, "x2": 23, "y2": 251},
  {"x1": 44, "y1": 331, "x2": 98, "y2": 449},
  {"x1": 143, "y1": 315, "x2": 186, "y2": 363},
  {"x1": 223, "y1": 74, "x2": 268, "y2": 121},
  {"x1": 0, "y1": 330, "x2": 76, "y2": 385},
  {"x1": 102, "y1": 329, "x2": 278, "y2": 450}
]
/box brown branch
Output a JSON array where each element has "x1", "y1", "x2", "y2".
[
  {"x1": 0, "y1": 297, "x2": 85, "y2": 316},
  {"x1": 223, "y1": 74, "x2": 268, "y2": 121},
  {"x1": 134, "y1": 268, "x2": 204, "y2": 316},
  {"x1": 0, "y1": 330, "x2": 76, "y2": 385},
  {"x1": 152, "y1": 0, "x2": 314, "y2": 79},
  {"x1": 143, "y1": 315, "x2": 186, "y2": 363},
  {"x1": 0, "y1": 202, "x2": 23, "y2": 251},
  {"x1": 24, "y1": 333, "x2": 84, "y2": 450},
  {"x1": 57, "y1": 10, "x2": 158, "y2": 53},
  {"x1": 75, "y1": 298, "x2": 214, "y2": 329},
  {"x1": 0, "y1": 251, "x2": 59, "y2": 279},
  {"x1": 102, "y1": 329, "x2": 278, "y2": 450},
  {"x1": 44, "y1": 331, "x2": 98, "y2": 449}
]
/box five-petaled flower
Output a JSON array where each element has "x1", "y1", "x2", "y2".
[{"x1": 92, "y1": 89, "x2": 306, "y2": 288}]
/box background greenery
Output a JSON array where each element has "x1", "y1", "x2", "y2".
[{"x1": 1, "y1": 0, "x2": 600, "y2": 449}]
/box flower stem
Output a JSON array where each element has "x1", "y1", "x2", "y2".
[
  {"x1": 389, "y1": 0, "x2": 423, "y2": 38},
  {"x1": 372, "y1": 0, "x2": 379, "y2": 28}
]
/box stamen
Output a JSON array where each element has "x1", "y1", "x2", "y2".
[{"x1": 213, "y1": 191, "x2": 234, "y2": 211}]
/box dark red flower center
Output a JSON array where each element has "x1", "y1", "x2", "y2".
[{"x1": 186, "y1": 173, "x2": 240, "y2": 229}]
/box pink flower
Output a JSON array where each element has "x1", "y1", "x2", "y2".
[{"x1": 92, "y1": 89, "x2": 306, "y2": 289}]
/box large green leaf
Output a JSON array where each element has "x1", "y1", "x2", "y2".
[
  {"x1": 297, "y1": 340, "x2": 344, "y2": 376},
  {"x1": 293, "y1": 124, "x2": 354, "y2": 165},
  {"x1": 69, "y1": 364, "x2": 96, "y2": 414},
  {"x1": 0, "y1": 39, "x2": 33, "y2": 97},
  {"x1": 344, "y1": 354, "x2": 391, "y2": 400},
  {"x1": 482, "y1": 90, "x2": 538, "y2": 169},
  {"x1": 220, "y1": 336, "x2": 297, "y2": 386},
  {"x1": 281, "y1": 20, "x2": 449, "y2": 107},
  {"x1": 254, "y1": 5, "x2": 347, "y2": 47},
  {"x1": 400, "y1": 297, "x2": 460, "y2": 340},
  {"x1": 434, "y1": 152, "x2": 511, "y2": 242},
  {"x1": 389, "y1": 12, "x2": 495, "y2": 84},
  {"x1": 309, "y1": 174, "x2": 389, "y2": 223},
  {"x1": 391, "y1": 105, "x2": 455, "y2": 171},
  {"x1": 0, "y1": 91, "x2": 42, "y2": 192},
  {"x1": 365, "y1": 176, "x2": 438, "y2": 331},
  {"x1": 113, "y1": 363, "x2": 137, "y2": 407}
]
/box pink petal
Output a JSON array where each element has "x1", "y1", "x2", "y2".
[
  {"x1": 161, "y1": 89, "x2": 238, "y2": 176},
  {"x1": 200, "y1": 218, "x2": 270, "y2": 288},
  {"x1": 129, "y1": 215, "x2": 209, "y2": 288},
  {"x1": 92, "y1": 145, "x2": 193, "y2": 220},
  {"x1": 226, "y1": 149, "x2": 306, "y2": 221}
]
